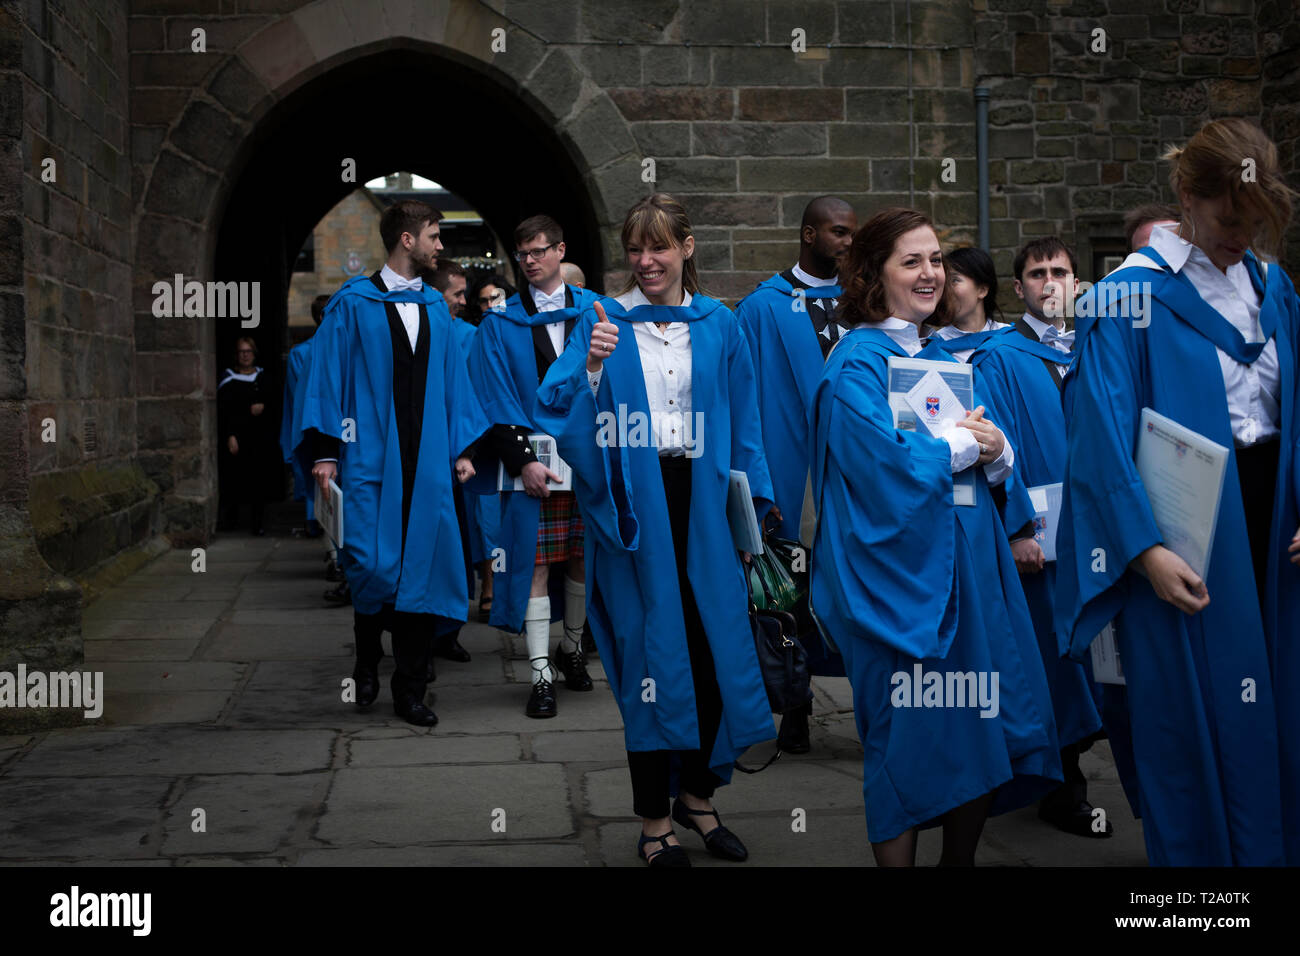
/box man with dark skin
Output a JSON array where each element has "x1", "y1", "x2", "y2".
[{"x1": 736, "y1": 196, "x2": 858, "y2": 753}]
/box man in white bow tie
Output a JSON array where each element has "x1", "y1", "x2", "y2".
[{"x1": 301, "y1": 199, "x2": 489, "y2": 728}]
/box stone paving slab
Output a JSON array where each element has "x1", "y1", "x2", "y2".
[
  {"x1": 346, "y1": 733, "x2": 523, "y2": 767},
  {"x1": 82, "y1": 618, "x2": 213, "y2": 642},
  {"x1": 530, "y1": 729, "x2": 628, "y2": 763},
  {"x1": 0, "y1": 775, "x2": 173, "y2": 859},
  {"x1": 98, "y1": 692, "x2": 234, "y2": 727},
  {"x1": 6, "y1": 728, "x2": 336, "y2": 777},
  {"x1": 84, "y1": 638, "x2": 205, "y2": 661},
  {"x1": 161, "y1": 772, "x2": 329, "y2": 856},
  {"x1": 92, "y1": 661, "x2": 247, "y2": 693},
  {"x1": 202, "y1": 624, "x2": 359, "y2": 662},
  {"x1": 316, "y1": 764, "x2": 574, "y2": 844}
]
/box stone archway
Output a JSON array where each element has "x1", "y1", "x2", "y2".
[{"x1": 132, "y1": 0, "x2": 645, "y2": 546}]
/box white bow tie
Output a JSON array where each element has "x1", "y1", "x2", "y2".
[
  {"x1": 1042, "y1": 326, "x2": 1075, "y2": 350},
  {"x1": 387, "y1": 276, "x2": 422, "y2": 292},
  {"x1": 536, "y1": 290, "x2": 565, "y2": 309}
]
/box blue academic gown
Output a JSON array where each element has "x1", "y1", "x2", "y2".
[
  {"x1": 466, "y1": 286, "x2": 601, "y2": 633},
  {"x1": 1056, "y1": 247, "x2": 1300, "y2": 866},
  {"x1": 535, "y1": 295, "x2": 776, "y2": 781},
  {"x1": 952, "y1": 330, "x2": 1105, "y2": 751},
  {"x1": 736, "y1": 273, "x2": 846, "y2": 677},
  {"x1": 809, "y1": 327, "x2": 1063, "y2": 842},
  {"x1": 295, "y1": 277, "x2": 490, "y2": 617},
  {"x1": 280, "y1": 339, "x2": 315, "y2": 520},
  {"x1": 450, "y1": 317, "x2": 501, "y2": 570}
]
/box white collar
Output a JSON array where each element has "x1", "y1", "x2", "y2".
[
  {"x1": 380, "y1": 263, "x2": 420, "y2": 290},
  {"x1": 615, "y1": 286, "x2": 693, "y2": 310},
  {"x1": 791, "y1": 263, "x2": 838, "y2": 288}
]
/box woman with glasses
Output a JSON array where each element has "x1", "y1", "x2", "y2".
[
  {"x1": 218, "y1": 337, "x2": 277, "y2": 535},
  {"x1": 536, "y1": 193, "x2": 775, "y2": 866}
]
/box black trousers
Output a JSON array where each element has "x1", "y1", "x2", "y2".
[
  {"x1": 353, "y1": 604, "x2": 435, "y2": 702},
  {"x1": 627, "y1": 455, "x2": 724, "y2": 820},
  {"x1": 1236, "y1": 438, "x2": 1279, "y2": 613}
]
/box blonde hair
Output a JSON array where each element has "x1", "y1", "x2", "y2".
[
  {"x1": 1163, "y1": 117, "x2": 1297, "y2": 258},
  {"x1": 616, "y1": 193, "x2": 706, "y2": 298}
]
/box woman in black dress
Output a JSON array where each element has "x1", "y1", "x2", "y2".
[{"x1": 218, "y1": 337, "x2": 277, "y2": 534}]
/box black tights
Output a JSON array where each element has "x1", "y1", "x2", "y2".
[{"x1": 871, "y1": 791, "x2": 994, "y2": 867}]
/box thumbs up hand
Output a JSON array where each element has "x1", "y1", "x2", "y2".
[{"x1": 586, "y1": 301, "x2": 619, "y2": 373}]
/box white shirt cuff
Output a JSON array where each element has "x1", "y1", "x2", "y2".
[
  {"x1": 983, "y1": 436, "x2": 1014, "y2": 485},
  {"x1": 587, "y1": 367, "x2": 602, "y2": 394},
  {"x1": 942, "y1": 426, "x2": 979, "y2": 473},
  {"x1": 314, "y1": 458, "x2": 338, "y2": 464}
]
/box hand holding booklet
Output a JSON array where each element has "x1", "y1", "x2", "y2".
[
  {"x1": 886, "y1": 356, "x2": 976, "y2": 506},
  {"x1": 499, "y1": 434, "x2": 573, "y2": 492},
  {"x1": 1135, "y1": 408, "x2": 1229, "y2": 579},
  {"x1": 315, "y1": 478, "x2": 343, "y2": 549}
]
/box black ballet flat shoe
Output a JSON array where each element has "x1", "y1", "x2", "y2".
[
  {"x1": 637, "y1": 831, "x2": 690, "y2": 867},
  {"x1": 551, "y1": 645, "x2": 593, "y2": 691},
  {"x1": 777, "y1": 702, "x2": 811, "y2": 754},
  {"x1": 353, "y1": 667, "x2": 380, "y2": 708},
  {"x1": 323, "y1": 581, "x2": 352, "y2": 606},
  {"x1": 671, "y1": 799, "x2": 749, "y2": 862},
  {"x1": 525, "y1": 678, "x2": 557, "y2": 718},
  {"x1": 394, "y1": 697, "x2": 439, "y2": 727},
  {"x1": 1038, "y1": 799, "x2": 1113, "y2": 838},
  {"x1": 433, "y1": 636, "x2": 471, "y2": 663}
]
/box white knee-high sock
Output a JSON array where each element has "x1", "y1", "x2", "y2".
[
  {"x1": 562, "y1": 576, "x2": 586, "y2": 652},
  {"x1": 525, "y1": 595, "x2": 554, "y2": 683}
]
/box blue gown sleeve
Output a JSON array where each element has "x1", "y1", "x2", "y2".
[
  {"x1": 297, "y1": 304, "x2": 349, "y2": 446},
  {"x1": 1055, "y1": 314, "x2": 1165, "y2": 658},
  {"x1": 812, "y1": 351, "x2": 959, "y2": 660},
  {"x1": 535, "y1": 306, "x2": 640, "y2": 553}
]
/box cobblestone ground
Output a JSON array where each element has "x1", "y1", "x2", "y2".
[{"x1": 0, "y1": 535, "x2": 1148, "y2": 867}]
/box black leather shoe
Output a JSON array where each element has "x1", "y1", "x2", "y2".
[
  {"x1": 433, "y1": 636, "x2": 471, "y2": 663},
  {"x1": 394, "y1": 697, "x2": 439, "y2": 727},
  {"x1": 672, "y1": 798, "x2": 748, "y2": 862},
  {"x1": 353, "y1": 667, "x2": 379, "y2": 708},
  {"x1": 324, "y1": 581, "x2": 351, "y2": 606},
  {"x1": 637, "y1": 831, "x2": 690, "y2": 867},
  {"x1": 1039, "y1": 799, "x2": 1113, "y2": 838},
  {"x1": 777, "y1": 701, "x2": 811, "y2": 754},
  {"x1": 525, "y1": 679, "x2": 557, "y2": 718},
  {"x1": 552, "y1": 645, "x2": 593, "y2": 691}
]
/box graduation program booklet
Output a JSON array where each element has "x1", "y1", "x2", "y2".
[
  {"x1": 887, "y1": 356, "x2": 975, "y2": 505},
  {"x1": 499, "y1": 434, "x2": 573, "y2": 492},
  {"x1": 1090, "y1": 622, "x2": 1125, "y2": 686},
  {"x1": 727, "y1": 470, "x2": 765, "y2": 555},
  {"x1": 315, "y1": 478, "x2": 343, "y2": 549},
  {"x1": 1135, "y1": 408, "x2": 1229, "y2": 580},
  {"x1": 1027, "y1": 482, "x2": 1063, "y2": 562}
]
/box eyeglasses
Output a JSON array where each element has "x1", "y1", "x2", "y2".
[
  {"x1": 236, "y1": 349, "x2": 255, "y2": 355},
  {"x1": 513, "y1": 243, "x2": 557, "y2": 262}
]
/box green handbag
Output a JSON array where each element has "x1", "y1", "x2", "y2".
[{"x1": 747, "y1": 540, "x2": 802, "y2": 612}]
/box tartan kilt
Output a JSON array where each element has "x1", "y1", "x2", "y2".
[{"x1": 534, "y1": 491, "x2": 584, "y2": 565}]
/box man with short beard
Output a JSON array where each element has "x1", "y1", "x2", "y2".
[
  {"x1": 299, "y1": 199, "x2": 489, "y2": 727},
  {"x1": 735, "y1": 196, "x2": 858, "y2": 753}
]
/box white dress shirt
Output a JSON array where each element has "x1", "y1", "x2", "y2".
[
  {"x1": 587, "y1": 287, "x2": 695, "y2": 457},
  {"x1": 1147, "y1": 225, "x2": 1280, "y2": 446},
  {"x1": 380, "y1": 264, "x2": 421, "y2": 353},
  {"x1": 855, "y1": 317, "x2": 1015, "y2": 484},
  {"x1": 530, "y1": 283, "x2": 568, "y2": 356},
  {"x1": 928, "y1": 318, "x2": 1010, "y2": 363}
]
